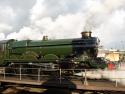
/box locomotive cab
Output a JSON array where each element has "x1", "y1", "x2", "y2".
[{"x1": 0, "y1": 40, "x2": 8, "y2": 65}]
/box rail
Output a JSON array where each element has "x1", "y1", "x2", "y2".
[{"x1": 0, "y1": 67, "x2": 125, "y2": 87}]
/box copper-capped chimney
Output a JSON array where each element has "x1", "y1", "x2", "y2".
[
  {"x1": 43, "y1": 36, "x2": 48, "y2": 40},
  {"x1": 81, "y1": 31, "x2": 92, "y2": 38}
]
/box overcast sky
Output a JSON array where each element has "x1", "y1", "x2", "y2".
[{"x1": 0, "y1": 0, "x2": 125, "y2": 49}]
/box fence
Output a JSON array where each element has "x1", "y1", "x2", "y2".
[{"x1": 0, "y1": 67, "x2": 125, "y2": 87}]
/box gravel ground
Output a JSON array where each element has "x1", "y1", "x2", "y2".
[{"x1": 1, "y1": 87, "x2": 125, "y2": 94}]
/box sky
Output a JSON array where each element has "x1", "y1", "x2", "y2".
[{"x1": 0, "y1": 0, "x2": 125, "y2": 49}]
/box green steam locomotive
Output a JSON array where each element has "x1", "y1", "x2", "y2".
[{"x1": 0, "y1": 31, "x2": 106, "y2": 69}]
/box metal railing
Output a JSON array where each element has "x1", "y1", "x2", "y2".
[{"x1": 0, "y1": 67, "x2": 125, "y2": 87}]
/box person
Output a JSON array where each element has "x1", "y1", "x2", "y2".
[{"x1": 108, "y1": 61, "x2": 115, "y2": 70}]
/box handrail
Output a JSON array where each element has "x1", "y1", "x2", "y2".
[{"x1": 0, "y1": 67, "x2": 125, "y2": 87}]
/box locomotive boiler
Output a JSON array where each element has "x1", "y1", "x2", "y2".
[{"x1": 0, "y1": 31, "x2": 106, "y2": 69}]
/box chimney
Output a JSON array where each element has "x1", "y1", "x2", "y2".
[
  {"x1": 43, "y1": 36, "x2": 48, "y2": 41},
  {"x1": 81, "y1": 31, "x2": 92, "y2": 38}
]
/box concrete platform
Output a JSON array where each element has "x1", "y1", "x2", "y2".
[{"x1": 0, "y1": 76, "x2": 125, "y2": 92}]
